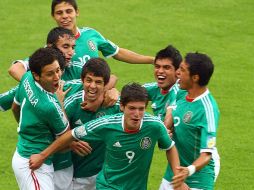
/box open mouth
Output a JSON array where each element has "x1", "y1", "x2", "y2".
[{"x1": 157, "y1": 75, "x2": 166, "y2": 83}]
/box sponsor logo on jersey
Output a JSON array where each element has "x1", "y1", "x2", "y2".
[
  {"x1": 75, "y1": 126, "x2": 87, "y2": 138},
  {"x1": 140, "y1": 137, "x2": 152, "y2": 149},
  {"x1": 88, "y1": 40, "x2": 96, "y2": 51},
  {"x1": 207, "y1": 136, "x2": 216, "y2": 148},
  {"x1": 23, "y1": 78, "x2": 39, "y2": 107},
  {"x1": 113, "y1": 141, "x2": 122, "y2": 147},
  {"x1": 96, "y1": 112, "x2": 106, "y2": 118},
  {"x1": 183, "y1": 111, "x2": 193, "y2": 124}
]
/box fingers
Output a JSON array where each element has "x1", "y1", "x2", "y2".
[{"x1": 71, "y1": 141, "x2": 92, "y2": 156}]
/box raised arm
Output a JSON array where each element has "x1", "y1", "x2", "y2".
[
  {"x1": 8, "y1": 61, "x2": 27, "y2": 81},
  {"x1": 113, "y1": 48, "x2": 154, "y2": 64}
]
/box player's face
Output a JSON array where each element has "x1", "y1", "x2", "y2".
[
  {"x1": 154, "y1": 58, "x2": 177, "y2": 90},
  {"x1": 176, "y1": 61, "x2": 193, "y2": 90},
  {"x1": 82, "y1": 73, "x2": 105, "y2": 101},
  {"x1": 52, "y1": 2, "x2": 79, "y2": 34},
  {"x1": 121, "y1": 101, "x2": 146, "y2": 130},
  {"x1": 34, "y1": 60, "x2": 61, "y2": 93},
  {"x1": 56, "y1": 34, "x2": 75, "y2": 65}
]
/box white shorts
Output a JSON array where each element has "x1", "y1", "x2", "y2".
[
  {"x1": 54, "y1": 165, "x2": 73, "y2": 190},
  {"x1": 159, "y1": 178, "x2": 203, "y2": 190},
  {"x1": 212, "y1": 147, "x2": 220, "y2": 182},
  {"x1": 12, "y1": 150, "x2": 54, "y2": 190},
  {"x1": 73, "y1": 174, "x2": 98, "y2": 190}
]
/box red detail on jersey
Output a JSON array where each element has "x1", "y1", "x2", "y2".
[
  {"x1": 75, "y1": 31, "x2": 80, "y2": 39},
  {"x1": 124, "y1": 127, "x2": 140, "y2": 134},
  {"x1": 186, "y1": 95, "x2": 194, "y2": 102},
  {"x1": 161, "y1": 89, "x2": 169, "y2": 95}
]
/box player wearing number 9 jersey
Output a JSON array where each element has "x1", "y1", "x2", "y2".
[{"x1": 29, "y1": 83, "x2": 187, "y2": 190}]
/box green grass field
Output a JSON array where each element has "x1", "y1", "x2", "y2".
[{"x1": 1, "y1": 0, "x2": 254, "y2": 189}]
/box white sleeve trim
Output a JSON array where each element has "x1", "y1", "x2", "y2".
[
  {"x1": 200, "y1": 148, "x2": 213, "y2": 153},
  {"x1": 13, "y1": 97, "x2": 20, "y2": 106},
  {"x1": 105, "y1": 46, "x2": 119, "y2": 58},
  {"x1": 71, "y1": 129, "x2": 80, "y2": 140},
  {"x1": 55, "y1": 123, "x2": 70, "y2": 136},
  {"x1": 0, "y1": 106, "x2": 5, "y2": 111},
  {"x1": 160, "y1": 141, "x2": 175, "y2": 151},
  {"x1": 12, "y1": 60, "x2": 29, "y2": 71}
]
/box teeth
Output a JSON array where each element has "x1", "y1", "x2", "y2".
[{"x1": 158, "y1": 76, "x2": 166, "y2": 79}]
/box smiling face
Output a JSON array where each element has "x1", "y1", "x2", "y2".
[
  {"x1": 176, "y1": 61, "x2": 193, "y2": 90},
  {"x1": 154, "y1": 58, "x2": 177, "y2": 90},
  {"x1": 34, "y1": 60, "x2": 61, "y2": 93},
  {"x1": 52, "y1": 2, "x2": 79, "y2": 34},
  {"x1": 82, "y1": 72, "x2": 105, "y2": 101},
  {"x1": 120, "y1": 101, "x2": 146, "y2": 131},
  {"x1": 55, "y1": 34, "x2": 75, "y2": 64}
]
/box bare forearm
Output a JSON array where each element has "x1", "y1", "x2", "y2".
[
  {"x1": 8, "y1": 62, "x2": 26, "y2": 81},
  {"x1": 166, "y1": 146, "x2": 180, "y2": 175},
  {"x1": 191, "y1": 152, "x2": 212, "y2": 171},
  {"x1": 104, "y1": 74, "x2": 118, "y2": 91},
  {"x1": 40, "y1": 131, "x2": 74, "y2": 160},
  {"x1": 113, "y1": 48, "x2": 154, "y2": 64}
]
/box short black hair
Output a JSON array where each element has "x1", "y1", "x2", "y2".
[
  {"x1": 81, "y1": 58, "x2": 111, "y2": 85},
  {"x1": 185, "y1": 52, "x2": 214, "y2": 86},
  {"x1": 51, "y1": 0, "x2": 78, "y2": 16},
  {"x1": 47, "y1": 27, "x2": 74, "y2": 46},
  {"x1": 154, "y1": 45, "x2": 182, "y2": 70},
  {"x1": 29, "y1": 47, "x2": 59, "y2": 76},
  {"x1": 120, "y1": 83, "x2": 148, "y2": 106}
]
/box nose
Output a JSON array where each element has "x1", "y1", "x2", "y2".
[
  {"x1": 54, "y1": 72, "x2": 60, "y2": 80},
  {"x1": 176, "y1": 68, "x2": 180, "y2": 78}
]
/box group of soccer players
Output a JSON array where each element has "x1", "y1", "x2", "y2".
[{"x1": 0, "y1": 0, "x2": 220, "y2": 190}]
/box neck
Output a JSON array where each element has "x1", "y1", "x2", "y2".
[
  {"x1": 187, "y1": 85, "x2": 207, "y2": 99},
  {"x1": 83, "y1": 94, "x2": 104, "y2": 112}
]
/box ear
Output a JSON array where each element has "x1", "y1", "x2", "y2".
[
  {"x1": 32, "y1": 72, "x2": 40, "y2": 82},
  {"x1": 76, "y1": 9, "x2": 80, "y2": 17},
  {"x1": 192, "y1": 74, "x2": 199, "y2": 83}
]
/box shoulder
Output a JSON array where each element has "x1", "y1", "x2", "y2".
[
  {"x1": 79, "y1": 27, "x2": 101, "y2": 35},
  {"x1": 64, "y1": 90, "x2": 83, "y2": 109},
  {"x1": 143, "y1": 113, "x2": 164, "y2": 125},
  {"x1": 143, "y1": 82, "x2": 157, "y2": 89}
]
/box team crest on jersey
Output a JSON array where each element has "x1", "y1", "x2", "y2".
[
  {"x1": 88, "y1": 40, "x2": 96, "y2": 51},
  {"x1": 207, "y1": 136, "x2": 216, "y2": 148},
  {"x1": 183, "y1": 111, "x2": 193, "y2": 124},
  {"x1": 140, "y1": 137, "x2": 152, "y2": 149},
  {"x1": 75, "y1": 126, "x2": 87, "y2": 138},
  {"x1": 96, "y1": 112, "x2": 106, "y2": 118}
]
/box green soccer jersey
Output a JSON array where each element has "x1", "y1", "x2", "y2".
[
  {"x1": 0, "y1": 85, "x2": 18, "y2": 111},
  {"x1": 143, "y1": 82, "x2": 179, "y2": 121},
  {"x1": 53, "y1": 90, "x2": 121, "y2": 174},
  {"x1": 14, "y1": 72, "x2": 69, "y2": 165},
  {"x1": 62, "y1": 79, "x2": 83, "y2": 98},
  {"x1": 73, "y1": 113, "x2": 174, "y2": 190},
  {"x1": 164, "y1": 89, "x2": 219, "y2": 190},
  {"x1": 61, "y1": 27, "x2": 119, "y2": 81}
]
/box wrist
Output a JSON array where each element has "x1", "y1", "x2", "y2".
[{"x1": 187, "y1": 165, "x2": 196, "y2": 176}]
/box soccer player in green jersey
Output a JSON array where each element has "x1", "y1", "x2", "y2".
[
  {"x1": 12, "y1": 47, "x2": 69, "y2": 190},
  {"x1": 8, "y1": 0, "x2": 154, "y2": 81},
  {"x1": 143, "y1": 45, "x2": 182, "y2": 121},
  {"x1": 62, "y1": 57, "x2": 121, "y2": 190},
  {"x1": 159, "y1": 53, "x2": 220, "y2": 190},
  {"x1": 29, "y1": 83, "x2": 187, "y2": 190},
  {"x1": 0, "y1": 27, "x2": 75, "y2": 112}
]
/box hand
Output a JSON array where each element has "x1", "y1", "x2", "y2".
[
  {"x1": 102, "y1": 88, "x2": 119, "y2": 107},
  {"x1": 172, "y1": 166, "x2": 189, "y2": 189},
  {"x1": 56, "y1": 81, "x2": 71, "y2": 104},
  {"x1": 70, "y1": 140, "x2": 92, "y2": 156},
  {"x1": 80, "y1": 94, "x2": 104, "y2": 111},
  {"x1": 29, "y1": 154, "x2": 45, "y2": 171}
]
